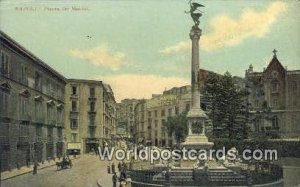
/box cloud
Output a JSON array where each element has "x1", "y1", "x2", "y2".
[
  {"x1": 160, "y1": 1, "x2": 288, "y2": 54},
  {"x1": 69, "y1": 45, "x2": 127, "y2": 70},
  {"x1": 93, "y1": 74, "x2": 189, "y2": 102}
]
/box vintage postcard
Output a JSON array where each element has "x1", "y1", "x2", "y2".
[{"x1": 0, "y1": 0, "x2": 299, "y2": 187}]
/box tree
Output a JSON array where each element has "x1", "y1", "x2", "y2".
[
  {"x1": 166, "y1": 111, "x2": 188, "y2": 144},
  {"x1": 203, "y1": 72, "x2": 250, "y2": 140}
]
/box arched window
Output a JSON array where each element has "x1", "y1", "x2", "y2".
[{"x1": 271, "y1": 81, "x2": 279, "y2": 93}]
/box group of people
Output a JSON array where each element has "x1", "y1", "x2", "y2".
[{"x1": 112, "y1": 162, "x2": 128, "y2": 187}]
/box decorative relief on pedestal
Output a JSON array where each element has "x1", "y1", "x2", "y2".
[{"x1": 191, "y1": 121, "x2": 203, "y2": 134}]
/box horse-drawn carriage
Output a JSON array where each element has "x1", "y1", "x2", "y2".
[{"x1": 56, "y1": 157, "x2": 72, "y2": 170}]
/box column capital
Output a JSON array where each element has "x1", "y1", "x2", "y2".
[{"x1": 190, "y1": 27, "x2": 202, "y2": 40}]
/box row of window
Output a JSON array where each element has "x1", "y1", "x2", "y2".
[
  {"x1": 1, "y1": 50, "x2": 64, "y2": 100},
  {"x1": 0, "y1": 123, "x2": 63, "y2": 142},
  {"x1": 147, "y1": 106, "x2": 181, "y2": 118},
  {"x1": 0, "y1": 90, "x2": 63, "y2": 124},
  {"x1": 253, "y1": 98, "x2": 297, "y2": 108},
  {"x1": 71, "y1": 86, "x2": 95, "y2": 97},
  {"x1": 71, "y1": 100, "x2": 96, "y2": 112}
]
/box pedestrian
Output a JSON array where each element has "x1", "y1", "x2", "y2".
[
  {"x1": 112, "y1": 172, "x2": 117, "y2": 187},
  {"x1": 112, "y1": 162, "x2": 115, "y2": 173},
  {"x1": 120, "y1": 167, "x2": 127, "y2": 179},
  {"x1": 118, "y1": 162, "x2": 122, "y2": 172},
  {"x1": 33, "y1": 162, "x2": 37, "y2": 175},
  {"x1": 122, "y1": 162, "x2": 127, "y2": 172}
]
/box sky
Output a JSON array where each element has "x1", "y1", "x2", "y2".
[{"x1": 0, "y1": 0, "x2": 299, "y2": 102}]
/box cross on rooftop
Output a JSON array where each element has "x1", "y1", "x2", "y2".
[{"x1": 273, "y1": 49, "x2": 277, "y2": 57}]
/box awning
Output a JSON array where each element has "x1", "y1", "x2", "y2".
[{"x1": 67, "y1": 142, "x2": 81, "y2": 150}]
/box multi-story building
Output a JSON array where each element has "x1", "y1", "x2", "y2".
[
  {"x1": 245, "y1": 50, "x2": 300, "y2": 138},
  {"x1": 0, "y1": 31, "x2": 66, "y2": 171},
  {"x1": 132, "y1": 69, "x2": 220, "y2": 147},
  {"x1": 64, "y1": 79, "x2": 116, "y2": 154},
  {"x1": 116, "y1": 99, "x2": 140, "y2": 139},
  {"x1": 134, "y1": 99, "x2": 147, "y2": 143},
  {"x1": 143, "y1": 86, "x2": 192, "y2": 147}
]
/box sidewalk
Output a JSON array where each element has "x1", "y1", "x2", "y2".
[
  {"x1": 96, "y1": 161, "x2": 115, "y2": 187},
  {"x1": 1, "y1": 156, "x2": 80, "y2": 181},
  {"x1": 97, "y1": 160, "x2": 132, "y2": 187}
]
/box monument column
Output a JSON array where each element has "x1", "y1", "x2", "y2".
[
  {"x1": 181, "y1": 2, "x2": 213, "y2": 155},
  {"x1": 190, "y1": 27, "x2": 201, "y2": 111}
]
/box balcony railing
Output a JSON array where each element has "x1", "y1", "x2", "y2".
[
  {"x1": 20, "y1": 114, "x2": 30, "y2": 121},
  {"x1": 57, "y1": 122, "x2": 64, "y2": 127},
  {"x1": 88, "y1": 95, "x2": 96, "y2": 101},
  {"x1": 70, "y1": 94, "x2": 78, "y2": 99},
  {"x1": 35, "y1": 117, "x2": 45, "y2": 123},
  {"x1": 89, "y1": 123, "x2": 96, "y2": 127},
  {"x1": 48, "y1": 120, "x2": 56, "y2": 126},
  {"x1": 86, "y1": 138, "x2": 98, "y2": 143},
  {"x1": 70, "y1": 111, "x2": 78, "y2": 119},
  {"x1": 88, "y1": 111, "x2": 96, "y2": 115}
]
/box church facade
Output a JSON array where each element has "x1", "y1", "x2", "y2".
[{"x1": 245, "y1": 50, "x2": 300, "y2": 139}]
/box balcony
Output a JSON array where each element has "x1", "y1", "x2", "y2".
[
  {"x1": 70, "y1": 111, "x2": 78, "y2": 119},
  {"x1": 88, "y1": 123, "x2": 96, "y2": 128},
  {"x1": 57, "y1": 122, "x2": 64, "y2": 127},
  {"x1": 86, "y1": 138, "x2": 98, "y2": 143},
  {"x1": 20, "y1": 114, "x2": 30, "y2": 121},
  {"x1": 88, "y1": 95, "x2": 96, "y2": 101},
  {"x1": 88, "y1": 111, "x2": 96, "y2": 116},
  {"x1": 35, "y1": 117, "x2": 45, "y2": 123},
  {"x1": 70, "y1": 94, "x2": 78, "y2": 99},
  {"x1": 47, "y1": 120, "x2": 56, "y2": 126}
]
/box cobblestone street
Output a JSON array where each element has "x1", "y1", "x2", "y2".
[{"x1": 2, "y1": 155, "x2": 114, "y2": 187}]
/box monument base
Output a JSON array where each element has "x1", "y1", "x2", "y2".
[
  {"x1": 186, "y1": 108, "x2": 207, "y2": 118},
  {"x1": 181, "y1": 134, "x2": 214, "y2": 150},
  {"x1": 180, "y1": 159, "x2": 198, "y2": 168}
]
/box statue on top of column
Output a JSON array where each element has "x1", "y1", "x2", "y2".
[{"x1": 185, "y1": 0, "x2": 204, "y2": 28}]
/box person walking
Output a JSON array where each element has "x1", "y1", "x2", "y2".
[
  {"x1": 112, "y1": 162, "x2": 115, "y2": 173},
  {"x1": 118, "y1": 162, "x2": 122, "y2": 172},
  {"x1": 112, "y1": 172, "x2": 117, "y2": 187}
]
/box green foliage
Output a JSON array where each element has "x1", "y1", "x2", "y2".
[
  {"x1": 203, "y1": 72, "x2": 250, "y2": 140},
  {"x1": 166, "y1": 111, "x2": 188, "y2": 144}
]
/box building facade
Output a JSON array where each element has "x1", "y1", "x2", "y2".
[
  {"x1": 144, "y1": 86, "x2": 192, "y2": 147},
  {"x1": 0, "y1": 31, "x2": 66, "y2": 171},
  {"x1": 132, "y1": 69, "x2": 219, "y2": 147},
  {"x1": 64, "y1": 79, "x2": 116, "y2": 154},
  {"x1": 245, "y1": 50, "x2": 300, "y2": 138},
  {"x1": 116, "y1": 99, "x2": 140, "y2": 139}
]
